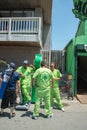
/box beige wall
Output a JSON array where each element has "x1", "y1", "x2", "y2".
[{"x1": 43, "y1": 24, "x2": 51, "y2": 50}]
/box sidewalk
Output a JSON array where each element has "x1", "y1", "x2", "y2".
[{"x1": 0, "y1": 97, "x2": 87, "y2": 130}]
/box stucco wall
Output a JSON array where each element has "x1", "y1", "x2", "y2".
[
  {"x1": 0, "y1": 45, "x2": 40, "y2": 66},
  {"x1": 43, "y1": 24, "x2": 51, "y2": 50}
]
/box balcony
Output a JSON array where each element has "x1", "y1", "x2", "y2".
[{"x1": 0, "y1": 17, "x2": 42, "y2": 47}]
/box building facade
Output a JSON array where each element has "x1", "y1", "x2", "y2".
[{"x1": 0, "y1": 0, "x2": 52, "y2": 66}]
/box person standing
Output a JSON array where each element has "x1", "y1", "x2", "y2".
[
  {"x1": 16, "y1": 60, "x2": 32, "y2": 105},
  {"x1": 50, "y1": 62, "x2": 65, "y2": 112},
  {"x1": 29, "y1": 64, "x2": 36, "y2": 103},
  {"x1": 0, "y1": 62, "x2": 20, "y2": 119},
  {"x1": 32, "y1": 60, "x2": 54, "y2": 120}
]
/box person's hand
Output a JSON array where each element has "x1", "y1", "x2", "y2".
[
  {"x1": 19, "y1": 72, "x2": 25, "y2": 78},
  {"x1": 18, "y1": 72, "x2": 25, "y2": 78},
  {"x1": 21, "y1": 74, "x2": 25, "y2": 78}
]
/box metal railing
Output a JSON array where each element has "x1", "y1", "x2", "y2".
[{"x1": 0, "y1": 17, "x2": 41, "y2": 35}]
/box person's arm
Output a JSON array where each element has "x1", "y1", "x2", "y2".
[
  {"x1": 16, "y1": 67, "x2": 25, "y2": 78},
  {"x1": 20, "y1": 73, "x2": 25, "y2": 78},
  {"x1": 0, "y1": 78, "x2": 2, "y2": 87},
  {"x1": 32, "y1": 69, "x2": 39, "y2": 87},
  {"x1": 55, "y1": 69, "x2": 62, "y2": 81},
  {"x1": 17, "y1": 71, "x2": 25, "y2": 78},
  {"x1": 54, "y1": 77, "x2": 60, "y2": 80},
  {"x1": 16, "y1": 80, "x2": 20, "y2": 95}
]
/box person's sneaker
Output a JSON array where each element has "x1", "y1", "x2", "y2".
[
  {"x1": 61, "y1": 108, "x2": 65, "y2": 112},
  {"x1": 9, "y1": 113, "x2": 16, "y2": 119},
  {"x1": 53, "y1": 106, "x2": 58, "y2": 109},
  {"x1": 32, "y1": 116, "x2": 38, "y2": 120},
  {"x1": 9, "y1": 114, "x2": 12, "y2": 119},
  {"x1": 46, "y1": 113, "x2": 53, "y2": 119},
  {"x1": 12, "y1": 113, "x2": 16, "y2": 117},
  {"x1": 51, "y1": 107, "x2": 53, "y2": 110},
  {"x1": 25, "y1": 101, "x2": 31, "y2": 106},
  {"x1": 0, "y1": 112, "x2": 5, "y2": 117},
  {"x1": 25, "y1": 103, "x2": 29, "y2": 106},
  {"x1": 20, "y1": 103, "x2": 24, "y2": 105}
]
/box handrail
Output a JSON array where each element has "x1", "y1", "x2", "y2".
[{"x1": 0, "y1": 17, "x2": 41, "y2": 34}]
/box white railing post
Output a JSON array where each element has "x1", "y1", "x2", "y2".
[
  {"x1": 8, "y1": 18, "x2": 11, "y2": 40},
  {"x1": 0, "y1": 17, "x2": 42, "y2": 47}
]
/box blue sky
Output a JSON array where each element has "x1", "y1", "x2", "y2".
[{"x1": 52, "y1": 0, "x2": 80, "y2": 50}]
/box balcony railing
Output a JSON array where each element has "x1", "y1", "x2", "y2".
[{"x1": 0, "y1": 17, "x2": 42, "y2": 44}]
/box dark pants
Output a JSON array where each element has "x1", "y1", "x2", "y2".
[{"x1": 1, "y1": 88, "x2": 16, "y2": 109}]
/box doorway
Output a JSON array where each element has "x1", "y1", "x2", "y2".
[{"x1": 77, "y1": 56, "x2": 87, "y2": 94}]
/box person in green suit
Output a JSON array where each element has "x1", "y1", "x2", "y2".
[
  {"x1": 16, "y1": 60, "x2": 32, "y2": 105},
  {"x1": 50, "y1": 62, "x2": 65, "y2": 112},
  {"x1": 32, "y1": 60, "x2": 54, "y2": 120}
]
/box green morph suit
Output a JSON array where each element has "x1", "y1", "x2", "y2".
[
  {"x1": 17, "y1": 66, "x2": 32, "y2": 104},
  {"x1": 33, "y1": 68, "x2": 54, "y2": 117},
  {"x1": 51, "y1": 69, "x2": 63, "y2": 109}
]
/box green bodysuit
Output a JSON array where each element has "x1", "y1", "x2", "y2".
[
  {"x1": 17, "y1": 66, "x2": 32, "y2": 104},
  {"x1": 51, "y1": 69, "x2": 63, "y2": 109},
  {"x1": 33, "y1": 67, "x2": 54, "y2": 117}
]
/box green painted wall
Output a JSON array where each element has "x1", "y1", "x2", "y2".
[
  {"x1": 65, "y1": 39, "x2": 76, "y2": 94},
  {"x1": 65, "y1": 20, "x2": 87, "y2": 95}
]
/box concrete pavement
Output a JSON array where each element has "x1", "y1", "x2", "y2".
[{"x1": 0, "y1": 97, "x2": 87, "y2": 130}]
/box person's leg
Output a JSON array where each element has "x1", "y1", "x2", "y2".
[
  {"x1": 9, "y1": 107, "x2": 15, "y2": 119},
  {"x1": 32, "y1": 89, "x2": 41, "y2": 119},
  {"x1": 33, "y1": 97, "x2": 41, "y2": 117},
  {"x1": 50, "y1": 88, "x2": 54, "y2": 107},
  {"x1": 44, "y1": 89, "x2": 53, "y2": 117},
  {"x1": 0, "y1": 108, "x2": 5, "y2": 117},
  {"x1": 21, "y1": 84, "x2": 31, "y2": 104},
  {"x1": 54, "y1": 87, "x2": 64, "y2": 109},
  {"x1": 0, "y1": 89, "x2": 9, "y2": 116},
  {"x1": 31, "y1": 85, "x2": 36, "y2": 103},
  {"x1": 0, "y1": 108, "x2": 4, "y2": 114},
  {"x1": 9, "y1": 90, "x2": 16, "y2": 118}
]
